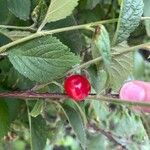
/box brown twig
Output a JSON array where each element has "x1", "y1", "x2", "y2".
[
  {"x1": 0, "y1": 91, "x2": 67, "y2": 100},
  {"x1": 0, "y1": 91, "x2": 150, "y2": 108},
  {"x1": 87, "y1": 123, "x2": 128, "y2": 149}
]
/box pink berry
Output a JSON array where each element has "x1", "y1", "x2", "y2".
[
  {"x1": 119, "y1": 80, "x2": 150, "y2": 112},
  {"x1": 119, "y1": 81, "x2": 145, "y2": 101}
]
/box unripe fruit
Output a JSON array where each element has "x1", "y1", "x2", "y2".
[
  {"x1": 64, "y1": 74, "x2": 91, "y2": 101},
  {"x1": 119, "y1": 80, "x2": 150, "y2": 112}
]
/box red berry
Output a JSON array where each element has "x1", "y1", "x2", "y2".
[{"x1": 64, "y1": 74, "x2": 91, "y2": 101}]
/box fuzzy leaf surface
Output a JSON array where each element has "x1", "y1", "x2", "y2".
[
  {"x1": 92, "y1": 25, "x2": 111, "y2": 72},
  {"x1": 39, "y1": 0, "x2": 79, "y2": 29},
  {"x1": 143, "y1": 0, "x2": 150, "y2": 37},
  {"x1": 111, "y1": 50, "x2": 133, "y2": 90},
  {"x1": 7, "y1": 0, "x2": 31, "y2": 20},
  {"x1": 113, "y1": 0, "x2": 144, "y2": 45},
  {"x1": 8, "y1": 35, "x2": 80, "y2": 83}
]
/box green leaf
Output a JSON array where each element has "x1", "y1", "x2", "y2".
[
  {"x1": 0, "y1": 33, "x2": 12, "y2": 46},
  {"x1": 0, "y1": 100, "x2": 9, "y2": 138},
  {"x1": 47, "y1": 120, "x2": 65, "y2": 144},
  {"x1": 81, "y1": 0, "x2": 111, "y2": 10},
  {"x1": 46, "y1": 15, "x2": 82, "y2": 54},
  {"x1": 5, "y1": 98, "x2": 23, "y2": 121},
  {"x1": 110, "y1": 45, "x2": 133, "y2": 91},
  {"x1": 0, "y1": 57, "x2": 12, "y2": 86},
  {"x1": 7, "y1": 0, "x2": 31, "y2": 20},
  {"x1": 39, "y1": 0, "x2": 79, "y2": 30},
  {"x1": 7, "y1": 68, "x2": 34, "y2": 90},
  {"x1": 113, "y1": 0, "x2": 144, "y2": 45},
  {"x1": 30, "y1": 101, "x2": 44, "y2": 117},
  {"x1": 111, "y1": 53, "x2": 133, "y2": 91},
  {"x1": 31, "y1": 0, "x2": 48, "y2": 25},
  {"x1": 61, "y1": 104, "x2": 87, "y2": 149},
  {"x1": 87, "y1": 132, "x2": 106, "y2": 150},
  {"x1": 31, "y1": 115, "x2": 47, "y2": 150},
  {"x1": 143, "y1": 0, "x2": 150, "y2": 37},
  {"x1": 64, "y1": 100, "x2": 87, "y2": 125},
  {"x1": 144, "y1": 61, "x2": 150, "y2": 81},
  {"x1": 0, "y1": 30, "x2": 32, "y2": 41},
  {"x1": 133, "y1": 51, "x2": 145, "y2": 79},
  {"x1": 85, "y1": 0, "x2": 102, "y2": 9},
  {"x1": 91, "y1": 100, "x2": 111, "y2": 127},
  {"x1": 91, "y1": 99, "x2": 150, "y2": 149},
  {"x1": 8, "y1": 35, "x2": 80, "y2": 83},
  {"x1": 141, "y1": 114, "x2": 150, "y2": 140},
  {"x1": 88, "y1": 66, "x2": 107, "y2": 93},
  {"x1": 0, "y1": 0, "x2": 12, "y2": 24},
  {"x1": 109, "y1": 110, "x2": 150, "y2": 149},
  {"x1": 92, "y1": 25, "x2": 111, "y2": 73}
]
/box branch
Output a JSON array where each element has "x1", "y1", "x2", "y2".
[
  {"x1": 0, "y1": 91, "x2": 67, "y2": 100},
  {"x1": 1, "y1": 16, "x2": 150, "y2": 54},
  {"x1": 68, "y1": 42, "x2": 150, "y2": 73},
  {"x1": 87, "y1": 95, "x2": 150, "y2": 107},
  {"x1": 0, "y1": 17, "x2": 149, "y2": 33},
  {"x1": 0, "y1": 25, "x2": 36, "y2": 32},
  {"x1": 0, "y1": 91, "x2": 150, "y2": 108},
  {"x1": 0, "y1": 18, "x2": 118, "y2": 53},
  {"x1": 1, "y1": 16, "x2": 150, "y2": 53},
  {"x1": 87, "y1": 123, "x2": 128, "y2": 149}
]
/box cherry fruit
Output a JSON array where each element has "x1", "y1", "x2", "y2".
[{"x1": 64, "y1": 74, "x2": 91, "y2": 101}]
